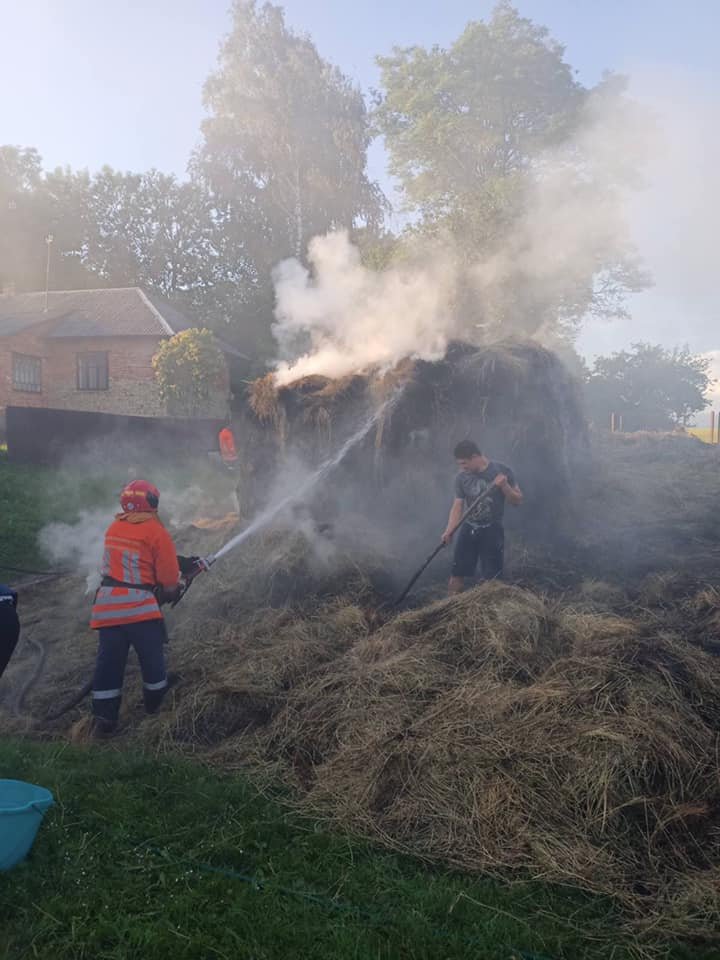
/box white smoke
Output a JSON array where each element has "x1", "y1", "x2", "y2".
[
  {"x1": 576, "y1": 68, "x2": 720, "y2": 361},
  {"x1": 36, "y1": 483, "x2": 239, "y2": 596},
  {"x1": 39, "y1": 508, "x2": 111, "y2": 594},
  {"x1": 272, "y1": 232, "x2": 458, "y2": 385},
  {"x1": 271, "y1": 84, "x2": 652, "y2": 383}
]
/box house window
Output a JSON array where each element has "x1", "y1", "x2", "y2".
[
  {"x1": 12, "y1": 353, "x2": 42, "y2": 393},
  {"x1": 77, "y1": 351, "x2": 109, "y2": 390}
]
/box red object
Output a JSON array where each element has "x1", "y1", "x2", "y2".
[
  {"x1": 120, "y1": 479, "x2": 160, "y2": 513},
  {"x1": 218, "y1": 427, "x2": 238, "y2": 463},
  {"x1": 90, "y1": 515, "x2": 180, "y2": 629}
]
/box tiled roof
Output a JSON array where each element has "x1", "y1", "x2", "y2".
[{"x1": 0, "y1": 288, "x2": 186, "y2": 338}]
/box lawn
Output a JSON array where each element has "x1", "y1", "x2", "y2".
[
  {"x1": 0, "y1": 450, "x2": 235, "y2": 578},
  {"x1": 0, "y1": 451, "x2": 120, "y2": 574},
  {"x1": 0, "y1": 739, "x2": 714, "y2": 960}
]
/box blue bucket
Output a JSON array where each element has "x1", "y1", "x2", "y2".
[{"x1": 0, "y1": 779, "x2": 54, "y2": 871}]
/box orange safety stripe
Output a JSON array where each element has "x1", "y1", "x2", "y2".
[{"x1": 90, "y1": 515, "x2": 179, "y2": 630}]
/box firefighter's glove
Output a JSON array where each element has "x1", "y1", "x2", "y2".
[
  {"x1": 177, "y1": 555, "x2": 201, "y2": 576},
  {"x1": 154, "y1": 584, "x2": 182, "y2": 607}
]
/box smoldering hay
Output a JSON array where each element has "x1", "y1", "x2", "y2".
[
  {"x1": 7, "y1": 429, "x2": 720, "y2": 941},
  {"x1": 11, "y1": 523, "x2": 719, "y2": 922},
  {"x1": 245, "y1": 337, "x2": 587, "y2": 559}
]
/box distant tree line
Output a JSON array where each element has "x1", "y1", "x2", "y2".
[{"x1": 584, "y1": 343, "x2": 712, "y2": 432}]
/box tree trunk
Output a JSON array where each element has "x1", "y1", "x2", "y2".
[{"x1": 294, "y1": 163, "x2": 303, "y2": 260}]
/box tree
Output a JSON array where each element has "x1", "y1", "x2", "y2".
[
  {"x1": 0, "y1": 147, "x2": 92, "y2": 291},
  {"x1": 0, "y1": 150, "x2": 234, "y2": 331},
  {"x1": 152, "y1": 328, "x2": 227, "y2": 416},
  {"x1": 585, "y1": 343, "x2": 712, "y2": 431},
  {"x1": 192, "y1": 0, "x2": 386, "y2": 346},
  {"x1": 75, "y1": 168, "x2": 222, "y2": 301},
  {"x1": 374, "y1": 2, "x2": 649, "y2": 339}
]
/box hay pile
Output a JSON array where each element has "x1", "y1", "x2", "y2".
[
  {"x1": 242, "y1": 339, "x2": 588, "y2": 550},
  {"x1": 7, "y1": 541, "x2": 720, "y2": 937},
  {"x1": 257, "y1": 586, "x2": 720, "y2": 931},
  {"x1": 142, "y1": 577, "x2": 720, "y2": 937},
  {"x1": 573, "y1": 430, "x2": 720, "y2": 582},
  {"x1": 6, "y1": 417, "x2": 720, "y2": 940}
]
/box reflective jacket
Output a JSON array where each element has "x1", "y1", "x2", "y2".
[
  {"x1": 218, "y1": 427, "x2": 238, "y2": 463},
  {"x1": 90, "y1": 515, "x2": 180, "y2": 630}
]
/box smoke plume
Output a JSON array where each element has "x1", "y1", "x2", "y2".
[
  {"x1": 272, "y1": 233, "x2": 459, "y2": 385},
  {"x1": 271, "y1": 84, "x2": 652, "y2": 384},
  {"x1": 39, "y1": 509, "x2": 111, "y2": 594}
]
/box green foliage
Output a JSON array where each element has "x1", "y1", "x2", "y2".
[
  {"x1": 585, "y1": 343, "x2": 712, "y2": 430},
  {"x1": 0, "y1": 147, "x2": 92, "y2": 292},
  {"x1": 196, "y1": 1, "x2": 385, "y2": 263},
  {"x1": 0, "y1": 2, "x2": 654, "y2": 359},
  {"x1": 1, "y1": 738, "x2": 710, "y2": 960},
  {"x1": 0, "y1": 450, "x2": 115, "y2": 573},
  {"x1": 77, "y1": 168, "x2": 220, "y2": 298},
  {"x1": 0, "y1": 5, "x2": 385, "y2": 363},
  {"x1": 375, "y1": 2, "x2": 582, "y2": 218},
  {"x1": 152, "y1": 328, "x2": 226, "y2": 416},
  {"x1": 0, "y1": 150, "x2": 221, "y2": 309},
  {"x1": 191, "y1": 0, "x2": 386, "y2": 353},
  {"x1": 374, "y1": 2, "x2": 649, "y2": 338}
]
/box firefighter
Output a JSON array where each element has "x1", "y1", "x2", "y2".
[
  {"x1": 89, "y1": 479, "x2": 181, "y2": 735},
  {"x1": 0, "y1": 582, "x2": 20, "y2": 681},
  {"x1": 218, "y1": 424, "x2": 239, "y2": 470}
]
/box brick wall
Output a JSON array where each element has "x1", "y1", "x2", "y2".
[
  {"x1": 0, "y1": 322, "x2": 53, "y2": 413},
  {"x1": 0, "y1": 333, "x2": 229, "y2": 419},
  {"x1": 46, "y1": 337, "x2": 166, "y2": 416}
]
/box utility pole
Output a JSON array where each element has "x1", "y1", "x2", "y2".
[{"x1": 44, "y1": 233, "x2": 54, "y2": 312}]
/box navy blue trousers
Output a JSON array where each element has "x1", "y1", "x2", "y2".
[
  {"x1": 0, "y1": 604, "x2": 20, "y2": 680},
  {"x1": 92, "y1": 619, "x2": 167, "y2": 728}
]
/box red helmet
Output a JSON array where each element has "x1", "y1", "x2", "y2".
[{"x1": 120, "y1": 479, "x2": 160, "y2": 513}]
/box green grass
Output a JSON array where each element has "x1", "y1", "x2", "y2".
[
  {"x1": 0, "y1": 450, "x2": 119, "y2": 574},
  {"x1": 0, "y1": 455, "x2": 58, "y2": 572},
  {"x1": 0, "y1": 450, "x2": 236, "y2": 577},
  {"x1": 0, "y1": 740, "x2": 713, "y2": 960}
]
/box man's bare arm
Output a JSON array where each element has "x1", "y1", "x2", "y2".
[
  {"x1": 442, "y1": 498, "x2": 464, "y2": 544},
  {"x1": 493, "y1": 474, "x2": 523, "y2": 506}
]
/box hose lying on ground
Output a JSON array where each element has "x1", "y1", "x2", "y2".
[
  {"x1": 45, "y1": 678, "x2": 93, "y2": 721},
  {"x1": 11, "y1": 635, "x2": 47, "y2": 716}
]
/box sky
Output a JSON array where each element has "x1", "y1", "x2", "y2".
[{"x1": 2, "y1": 0, "x2": 719, "y2": 375}]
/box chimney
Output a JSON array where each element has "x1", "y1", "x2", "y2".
[{"x1": 1, "y1": 282, "x2": 16, "y2": 297}]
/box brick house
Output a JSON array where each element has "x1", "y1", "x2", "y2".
[{"x1": 0, "y1": 287, "x2": 229, "y2": 427}]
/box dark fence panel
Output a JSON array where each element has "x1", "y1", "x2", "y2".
[{"x1": 6, "y1": 406, "x2": 225, "y2": 465}]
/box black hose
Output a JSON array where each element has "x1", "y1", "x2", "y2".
[
  {"x1": 45, "y1": 677, "x2": 93, "y2": 721},
  {"x1": 0, "y1": 563, "x2": 72, "y2": 577}
]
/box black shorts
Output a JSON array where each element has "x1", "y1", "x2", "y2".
[{"x1": 451, "y1": 523, "x2": 504, "y2": 580}]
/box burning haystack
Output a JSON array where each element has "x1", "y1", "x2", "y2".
[{"x1": 243, "y1": 339, "x2": 587, "y2": 551}]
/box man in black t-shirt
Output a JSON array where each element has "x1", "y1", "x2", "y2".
[{"x1": 441, "y1": 440, "x2": 523, "y2": 595}]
